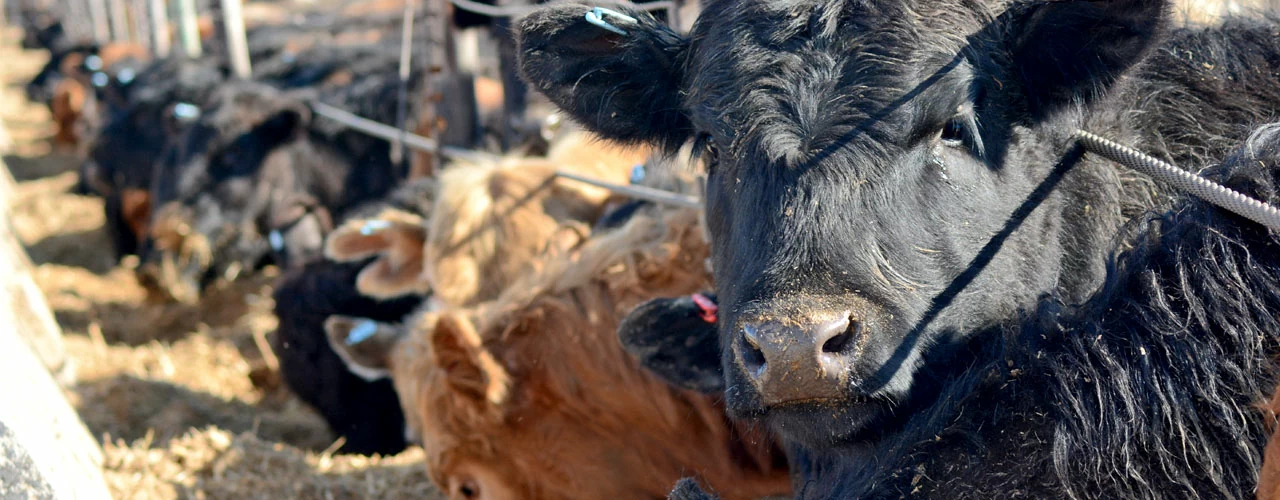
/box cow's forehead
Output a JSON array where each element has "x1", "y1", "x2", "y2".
[{"x1": 684, "y1": 0, "x2": 983, "y2": 169}]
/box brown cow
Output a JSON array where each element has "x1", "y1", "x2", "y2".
[
  {"x1": 326, "y1": 207, "x2": 792, "y2": 500},
  {"x1": 49, "y1": 76, "x2": 86, "y2": 148},
  {"x1": 425, "y1": 131, "x2": 646, "y2": 306},
  {"x1": 325, "y1": 206, "x2": 434, "y2": 299},
  {"x1": 327, "y1": 131, "x2": 647, "y2": 305}
]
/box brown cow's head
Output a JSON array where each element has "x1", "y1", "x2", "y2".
[
  {"x1": 424, "y1": 132, "x2": 649, "y2": 307},
  {"x1": 330, "y1": 209, "x2": 790, "y2": 500}
]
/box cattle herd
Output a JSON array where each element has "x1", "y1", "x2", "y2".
[{"x1": 12, "y1": 0, "x2": 1280, "y2": 498}]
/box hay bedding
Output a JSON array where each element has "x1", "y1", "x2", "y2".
[{"x1": 0, "y1": 30, "x2": 443, "y2": 499}]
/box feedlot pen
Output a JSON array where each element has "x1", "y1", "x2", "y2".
[{"x1": 0, "y1": 27, "x2": 447, "y2": 499}]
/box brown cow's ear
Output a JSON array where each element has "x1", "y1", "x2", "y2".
[
  {"x1": 431, "y1": 314, "x2": 509, "y2": 407},
  {"x1": 326, "y1": 212, "x2": 430, "y2": 299},
  {"x1": 517, "y1": 4, "x2": 692, "y2": 151},
  {"x1": 1008, "y1": 0, "x2": 1168, "y2": 121},
  {"x1": 325, "y1": 315, "x2": 405, "y2": 381},
  {"x1": 355, "y1": 254, "x2": 429, "y2": 300}
]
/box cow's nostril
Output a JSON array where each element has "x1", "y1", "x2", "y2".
[
  {"x1": 821, "y1": 319, "x2": 859, "y2": 354},
  {"x1": 741, "y1": 324, "x2": 766, "y2": 372}
]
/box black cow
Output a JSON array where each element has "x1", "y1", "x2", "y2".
[
  {"x1": 138, "y1": 80, "x2": 407, "y2": 303},
  {"x1": 272, "y1": 258, "x2": 424, "y2": 456},
  {"x1": 19, "y1": 9, "x2": 68, "y2": 53},
  {"x1": 80, "y1": 58, "x2": 227, "y2": 258},
  {"x1": 656, "y1": 122, "x2": 1280, "y2": 498},
  {"x1": 518, "y1": 0, "x2": 1280, "y2": 459},
  {"x1": 25, "y1": 42, "x2": 95, "y2": 105},
  {"x1": 271, "y1": 176, "x2": 434, "y2": 456}
]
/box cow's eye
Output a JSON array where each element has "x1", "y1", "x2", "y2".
[
  {"x1": 696, "y1": 133, "x2": 720, "y2": 171},
  {"x1": 457, "y1": 479, "x2": 480, "y2": 499},
  {"x1": 940, "y1": 116, "x2": 966, "y2": 146},
  {"x1": 936, "y1": 109, "x2": 983, "y2": 158}
]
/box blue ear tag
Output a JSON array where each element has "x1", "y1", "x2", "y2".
[
  {"x1": 268, "y1": 229, "x2": 285, "y2": 251},
  {"x1": 116, "y1": 68, "x2": 135, "y2": 84},
  {"x1": 360, "y1": 219, "x2": 392, "y2": 236},
  {"x1": 84, "y1": 55, "x2": 103, "y2": 71},
  {"x1": 172, "y1": 102, "x2": 201, "y2": 121},
  {"x1": 584, "y1": 6, "x2": 637, "y2": 36},
  {"x1": 346, "y1": 320, "x2": 379, "y2": 345},
  {"x1": 91, "y1": 72, "x2": 108, "y2": 88},
  {"x1": 630, "y1": 164, "x2": 646, "y2": 184}
]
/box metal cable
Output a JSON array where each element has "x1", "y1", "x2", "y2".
[
  {"x1": 553, "y1": 171, "x2": 701, "y2": 209},
  {"x1": 447, "y1": 0, "x2": 674, "y2": 18},
  {"x1": 310, "y1": 101, "x2": 498, "y2": 164},
  {"x1": 313, "y1": 102, "x2": 701, "y2": 208},
  {"x1": 1073, "y1": 129, "x2": 1280, "y2": 233}
]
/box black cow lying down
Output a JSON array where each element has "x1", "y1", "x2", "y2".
[
  {"x1": 270, "y1": 177, "x2": 435, "y2": 456},
  {"x1": 627, "y1": 125, "x2": 1280, "y2": 498}
]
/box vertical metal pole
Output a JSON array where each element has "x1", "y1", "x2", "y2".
[
  {"x1": 175, "y1": 0, "x2": 199, "y2": 57},
  {"x1": 88, "y1": 0, "x2": 112, "y2": 43},
  {"x1": 392, "y1": 0, "x2": 415, "y2": 168},
  {"x1": 65, "y1": 0, "x2": 91, "y2": 42},
  {"x1": 131, "y1": 0, "x2": 150, "y2": 49},
  {"x1": 432, "y1": 0, "x2": 457, "y2": 166},
  {"x1": 220, "y1": 0, "x2": 250, "y2": 78},
  {"x1": 108, "y1": 0, "x2": 130, "y2": 41},
  {"x1": 148, "y1": 0, "x2": 169, "y2": 56}
]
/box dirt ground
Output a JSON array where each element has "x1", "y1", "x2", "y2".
[{"x1": 0, "y1": 30, "x2": 441, "y2": 499}]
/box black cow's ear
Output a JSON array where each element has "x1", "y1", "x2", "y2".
[
  {"x1": 324, "y1": 315, "x2": 405, "y2": 381},
  {"x1": 257, "y1": 103, "x2": 311, "y2": 143},
  {"x1": 618, "y1": 294, "x2": 724, "y2": 393},
  {"x1": 517, "y1": 4, "x2": 692, "y2": 150},
  {"x1": 1009, "y1": 0, "x2": 1168, "y2": 120}
]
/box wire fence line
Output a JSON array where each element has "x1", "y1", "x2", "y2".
[{"x1": 447, "y1": 0, "x2": 675, "y2": 18}]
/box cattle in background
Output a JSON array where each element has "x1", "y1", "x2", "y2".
[
  {"x1": 518, "y1": 0, "x2": 1280, "y2": 481},
  {"x1": 324, "y1": 130, "x2": 647, "y2": 304},
  {"x1": 271, "y1": 177, "x2": 436, "y2": 457},
  {"x1": 19, "y1": 7, "x2": 68, "y2": 53},
  {"x1": 272, "y1": 258, "x2": 424, "y2": 456},
  {"x1": 326, "y1": 207, "x2": 791, "y2": 500},
  {"x1": 423, "y1": 131, "x2": 648, "y2": 306},
  {"x1": 137, "y1": 52, "x2": 425, "y2": 302},
  {"x1": 80, "y1": 58, "x2": 228, "y2": 258},
  {"x1": 294, "y1": 132, "x2": 652, "y2": 456},
  {"x1": 28, "y1": 42, "x2": 152, "y2": 150},
  {"x1": 324, "y1": 207, "x2": 432, "y2": 300}
]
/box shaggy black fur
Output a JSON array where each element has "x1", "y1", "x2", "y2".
[
  {"x1": 811, "y1": 123, "x2": 1280, "y2": 498},
  {"x1": 518, "y1": 0, "x2": 1280, "y2": 456},
  {"x1": 271, "y1": 258, "x2": 423, "y2": 456},
  {"x1": 666, "y1": 121, "x2": 1280, "y2": 499}
]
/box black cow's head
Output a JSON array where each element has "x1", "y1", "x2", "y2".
[
  {"x1": 141, "y1": 83, "x2": 318, "y2": 303},
  {"x1": 520, "y1": 0, "x2": 1167, "y2": 449}
]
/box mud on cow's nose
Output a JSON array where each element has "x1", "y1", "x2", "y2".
[{"x1": 735, "y1": 313, "x2": 863, "y2": 405}]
